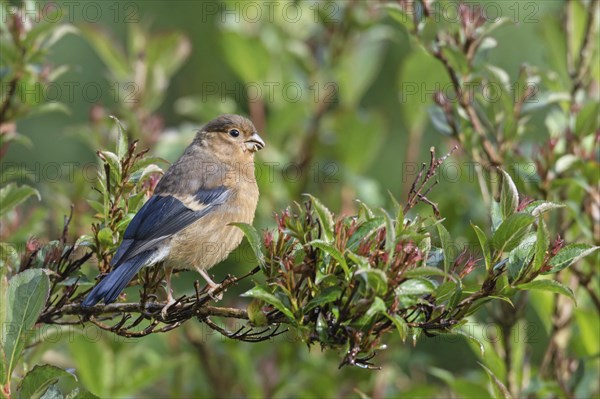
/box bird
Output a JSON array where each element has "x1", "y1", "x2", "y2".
[{"x1": 82, "y1": 114, "x2": 265, "y2": 317}]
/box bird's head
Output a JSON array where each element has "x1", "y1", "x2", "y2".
[{"x1": 197, "y1": 114, "x2": 265, "y2": 158}]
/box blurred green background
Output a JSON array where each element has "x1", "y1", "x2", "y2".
[
  {"x1": 7, "y1": 0, "x2": 567, "y2": 235},
  {"x1": 2, "y1": 0, "x2": 598, "y2": 397}
]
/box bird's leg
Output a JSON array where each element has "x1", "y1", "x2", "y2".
[
  {"x1": 197, "y1": 268, "x2": 223, "y2": 300},
  {"x1": 161, "y1": 265, "x2": 177, "y2": 318}
]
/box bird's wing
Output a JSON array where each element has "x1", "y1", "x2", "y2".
[{"x1": 111, "y1": 185, "x2": 230, "y2": 267}]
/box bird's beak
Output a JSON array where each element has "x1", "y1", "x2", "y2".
[{"x1": 244, "y1": 133, "x2": 265, "y2": 152}]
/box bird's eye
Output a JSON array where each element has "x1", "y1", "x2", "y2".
[{"x1": 229, "y1": 129, "x2": 240, "y2": 137}]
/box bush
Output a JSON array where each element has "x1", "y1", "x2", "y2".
[{"x1": 1, "y1": 1, "x2": 598, "y2": 398}]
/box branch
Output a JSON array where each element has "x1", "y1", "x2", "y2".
[
  {"x1": 46, "y1": 302, "x2": 250, "y2": 320},
  {"x1": 570, "y1": 0, "x2": 599, "y2": 97},
  {"x1": 403, "y1": 145, "x2": 457, "y2": 216},
  {"x1": 431, "y1": 43, "x2": 502, "y2": 168},
  {"x1": 37, "y1": 264, "x2": 269, "y2": 339}
]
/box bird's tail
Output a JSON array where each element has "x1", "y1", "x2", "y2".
[{"x1": 82, "y1": 251, "x2": 151, "y2": 307}]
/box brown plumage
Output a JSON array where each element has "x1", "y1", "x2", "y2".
[{"x1": 82, "y1": 115, "x2": 264, "y2": 316}]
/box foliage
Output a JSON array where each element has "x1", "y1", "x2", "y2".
[
  {"x1": 243, "y1": 167, "x2": 589, "y2": 368},
  {"x1": 0, "y1": 0, "x2": 598, "y2": 398}
]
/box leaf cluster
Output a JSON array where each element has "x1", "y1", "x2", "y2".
[{"x1": 240, "y1": 166, "x2": 597, "y2": 368}]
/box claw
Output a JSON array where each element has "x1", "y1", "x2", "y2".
[
  {"x1": 161, "y1": 297, "x2": 177, "y2": 319},
  {"x1": 198, "y1": 268, "x2": 224, "y2": 301},
  {"x1": 207, "y1": 283, "x2": 224, "y2": 301}
]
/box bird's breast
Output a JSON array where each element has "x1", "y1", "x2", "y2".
[{"x1": 167, "y1": 182, "x2": 259, "y2": 271}]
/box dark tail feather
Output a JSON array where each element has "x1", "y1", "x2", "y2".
[{"x1": 82, "y1": 251, "x2": 151, "y2": 307}]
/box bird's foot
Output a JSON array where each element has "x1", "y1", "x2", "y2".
[
  {"x1": 207, "y1": 283, "x2": 224, "y2": 301},
  {"x1": 161, "y1": 297, "x2": 178, "y2": 319},
  {"x1": 198, "y1": 269, "x2": 224, "y2": 301}
]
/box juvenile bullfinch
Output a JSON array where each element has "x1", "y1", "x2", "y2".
[{"x1": 82, "y1": 114, "x2": 265, "y2": 316}]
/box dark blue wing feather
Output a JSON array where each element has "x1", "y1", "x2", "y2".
[
  {"x1": 112, "y1": 185, "x2": 230, "y2": 267},
  {"x1": 83, "y1": 185, "x2": 230, "y2": 307}
]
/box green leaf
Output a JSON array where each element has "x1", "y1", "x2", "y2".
[
  {"x1": 0, "y1": 131, "x2": 33, "y2": 150},
  {"x1": 110, "y1": 116, "x2": 128, "y2": 159},
  {"x1": 2, "y1": 269, "x2": 50, "y2": 385},
  {"x1": 441, "y1": 46, "x2": 468, "y2": 76},
  {"x1": 356, "y1": 200, "x2": 375, "y2": 220},
  {"x1": 230, "y1": 223, "x2": 265, "y2": 266},
  {"x1": 507, "y1": 234, "x2": 536, "y2": 282},
  {"x1": 554, "y1": 154, "x2": 580, "y2": 174},
  {"x1": 356, "y1": 269, "x2": 388, "y2": 296},
  {"x1": 143, "y1": 31, "x2": 191, "y2": 110},
  {"x1": 308, "y1": 240, "x2": 349, "y2": 277},
  {"x1": 490, "y1": 201, "x2": 503, "y2": 232},
  {"x1": 304, "y1": 194, "x2": 335, "y2": 242},
  {"x1": 18, "y1": 364, "x2": 75, "y2": 399},
  {"x1": 305, "y1": 286, "x2": 342, "y2": 312},
  {"x1": 384, "y1": 313, "x2": 409, "y2": 342},
  {"x1": 129, "y1": 164, "x2": 164, "y2": 185},
  {"x1": 523, "y1": 200, "x2": 565, "y2": 216},
  {"x1": 356, "y1": 297, "x2": 387, "y2": 326},
  {"x1": 98, "y1": 151, "x2": 122, "y2": 184},
  {"x1": 515, "y1": 279, "x2": 576, "y2": 303},
  {"x1": 97, "y1": 227, "x2": 115, "y2": 247},
  {"x1": 129, "y1": 157, "x2": 169, "y2": 174},
  {"x1": 346, "y1": 252, "x2": 370, "y2": 269},
  {"x1": 127, "y1": 192, "x2": 147, "y2": 212},
  {"x1": 221, "y1": 30, "x2": 269, "y2": 82},
  {"x1": 0, "y1": 242, "x2": 18, "y2": 268},
  {"x1": 447, "y1": 277, "x2": 463, "y2": 309},
  {"x1": 28, "y1": 101, "x2": 72, "y2": 118},
  {"x1": 385, "y1": 4, "x2": 415, "y2": 32},
  {"x1": 435, "y1": 281, "x2": 456, "y2": 303},
  {"x1": 545, "y1": 244, "x2": 599, "y2": 274},
  {"x1": 575, "y1": 102, "x2": 599, "y2": 137},
  {"x1": 114, "y1": 214, "x2": 134, "y2": 233},
  {"x1": 499, "y1": 169, "x2": 519, "y2": 219},
  {"x1": 79, "y1": 25, "x2": 130, "y2": 80},
  {"x1": 346, "y1": 217, "x2": 384, "y2": 250},
  {"x1": 456, "y1": 330, "x2": 486, "y2": 357},
  {"x1": 74, "y1": 235, "x2": 95, "y2": 249},
  {"x1": 393, "y1": 197, "x2": 405, "y2": 235},
  {"x1": 472, "y1": 223, "x2": 491, "y2": 271},
  {"x1": 38, "y1": 24, "x2": 79, "y2": 50},
  {"x1": 380, "y1": 208, "x2": 396, "y2": 265},
  {"x1": 488, "y1": 295, "x2": 515, "y2": 308},
  {"x1": 531, "y1": 217, "x2": 549, "y2": 274},
  {"x1": 247, "y1": 299, "x2": 268, "y2": 327},
  {"x1": 436, "y1": 223, "x2": 452, "y2": 274},
  {"x1": 492, "y1": 213, "x2": 535, "y2": 254},
  {"x1": 335, "y1": 26, "x2": 391, "y2": 105},
  {"x1": 87, "y1": 200, "x2": 104, "y2": 215},
  {"x1": 242, "y1": 285, "x2": 295, "y2": 322},
  {"x1": 146, "y1": 31, "x2": 191, "y2": 78},
  {"x1": 428, "y1": 106, "x2": 453, "y2": 135},
  {"x1": 0, "y1": 183, "x2": 41, "y2": 217},
  {"x1": 396, "y1": 278, "x2": 436, "y2": 296},
  {"x1": 417, "y1": 235, "x2": 432, "y2": 267},
  {"x1": 479, "y1": 362, "x2": 513, "y2": 399},
  {"x1": 403, "y1": 266, "x2": 448, "y2": 279}
]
